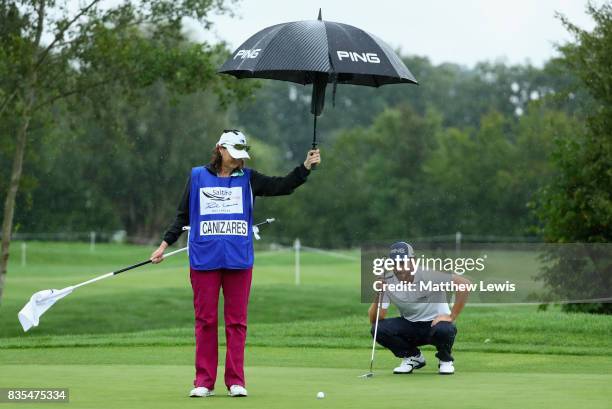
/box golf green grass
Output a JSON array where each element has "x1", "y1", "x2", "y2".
[
  {"x1": 1, "y1": 241, "x2": 611, "y2": 408},
  {"x1": 1, "y1": 346, "x2": 610, "y2": 409}
]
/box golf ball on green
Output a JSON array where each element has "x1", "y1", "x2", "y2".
[{"x1": 317, "y1": 392, "x2": 325, "y2": 399}]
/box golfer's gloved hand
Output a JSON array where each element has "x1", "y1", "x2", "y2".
[
  {"x1": 150, "y1": 242, "x2": 168, "y2": 264},
  {"x1": 304, "y1": 149, "x2": 321, "y2": 170}
]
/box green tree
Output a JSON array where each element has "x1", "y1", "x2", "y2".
[
  {"x1": 267, "y1": 105, "x2": 439, "y2": 247},
  {"x1": 535, "y1": 3, "x2": 612, "y2": 313},
  {"x1": 0, "y1": 0, "x2": 251, "y2": 304},
  {"x1": 235, "y1": 54, "x2": 574, "y2": 166},
  {"x1": 424, "y1": 111, "x2": 521, "y2": 235}
]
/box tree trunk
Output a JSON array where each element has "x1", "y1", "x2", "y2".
[
  {"x1": 0, "y1": 0, "x2": 44, "y2": 306},
  {"x1": 0, "y1": 102, "x2": 33, "y2": 305}
]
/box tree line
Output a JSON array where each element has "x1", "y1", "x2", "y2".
[{"x1": 7, "y1": 57, "x2": 581, "y2": 245}]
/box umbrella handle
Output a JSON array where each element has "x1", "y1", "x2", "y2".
[
  {"x1": 310, "y1": 72, "x2": 327, "y2": 171},
  {"x1": 311, "y1": 115, "x2": 319, "y2": 170}
]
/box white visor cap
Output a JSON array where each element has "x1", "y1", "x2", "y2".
[{"x1": 217, "y1": 129, "x2": 250, "y2": 159}]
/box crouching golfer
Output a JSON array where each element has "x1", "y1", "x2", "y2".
[
  {"x1": 151, "y1": 129, "x2": 320, "y2": 397},
  {"x1": 369, "y1": 242, "x2": 470, "y2": 375}
]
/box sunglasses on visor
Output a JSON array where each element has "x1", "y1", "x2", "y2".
[
  {"x1": 222, "y1": 143, "x2": 251, "y2": 152},
  {"x1": 221, "y1": 129, "x2": 250, "y2": 151}
]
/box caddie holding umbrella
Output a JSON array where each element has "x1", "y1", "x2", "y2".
[{"x1": 151, "y1": 129, "x2": 320, "y2": 398}]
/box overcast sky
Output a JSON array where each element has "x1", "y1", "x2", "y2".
[{"x1": 187, "y1": 0, "x2": 597, "y2": 68}]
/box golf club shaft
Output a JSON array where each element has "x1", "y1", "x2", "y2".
[
  {"x1": 72, "y1": 246, "x2": 188, "y2": 289},
  {"x1": 369, "y1": 290, "x2": 384, "y2": 372},
  {"x1": 254, "y1": 218, "x2": 275, "y2": 227},
  {"x1": 113, "y1": 246, "x2": 187, "y2": 276}
]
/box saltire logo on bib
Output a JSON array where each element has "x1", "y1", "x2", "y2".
[
  {"x1": 200, "y1": 187, "x2": 243, "y2": 215},
  {"x1": 200, "y1": 220, "x2": 248, "y2": 236}
]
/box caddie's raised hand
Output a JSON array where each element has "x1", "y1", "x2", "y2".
[{"x1": 304, "y1": 149, "x2": 321, "y2": 170}]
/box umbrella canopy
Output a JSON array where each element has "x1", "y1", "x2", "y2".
[
  {"x1": 219, "y1": 11, "x2": 417, "y2": 87},
  {"x1": 219, "y1": 10, "x2": 418, "y2": 148}
]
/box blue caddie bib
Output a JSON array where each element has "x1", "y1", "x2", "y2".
[{"x1": 188, "y1": 166, "x2": 254, "y2": 270}]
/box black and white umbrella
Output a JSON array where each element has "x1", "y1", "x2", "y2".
[{"x1": 219, "y1": 10, "x2": 418, "y2": 149}]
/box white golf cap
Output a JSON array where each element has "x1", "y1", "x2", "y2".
[{"x1": 217, "y1": 129, "x2": 250, "y2": 159}]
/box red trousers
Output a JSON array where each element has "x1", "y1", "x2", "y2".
[{"x1": 189, "y1": 267, "x2": 253, "y2": 389}]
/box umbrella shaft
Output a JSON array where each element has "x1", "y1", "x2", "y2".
[{"x1": 312, "y1": 115, "x2": 318, "y2": 148}]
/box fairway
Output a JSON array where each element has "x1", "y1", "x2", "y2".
[{"x1": 1, "y1": 242, "x2": 611, "y2": 408}]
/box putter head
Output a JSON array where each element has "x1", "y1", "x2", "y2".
[{"x1": 358, "y1": 372, "x2": 374, "y2": 379}]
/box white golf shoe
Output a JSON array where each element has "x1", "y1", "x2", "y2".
[
  {"x1": 189, "y1": 386, "x2": 214, "y2": 397},
  {"x1": 393, "y1": 353, "x2": 426, "y2": 374},
  {"x1": 228, "y1": 385, "x2": 248, "y2": 397},
  {"x1": 438, "y1": 360, "x2": 455, "y2": 375}
]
